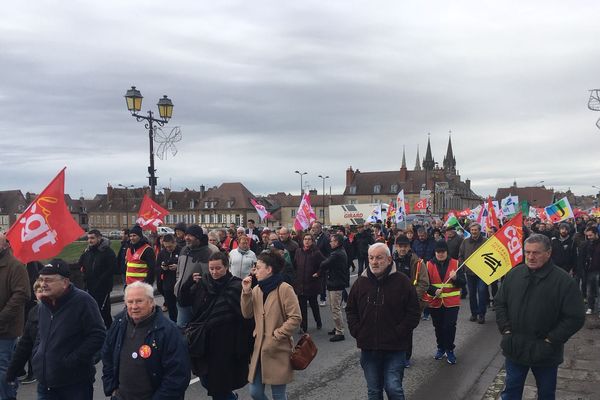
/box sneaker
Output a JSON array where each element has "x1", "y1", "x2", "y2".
[
  {"x1": 319, "y1": 300, "x2": 327, "y2": 307},
  {"x1": 446, "y1": 351, "x2": 457, "y2": 364},
  {"x1": 330, "y1": 334, "x2": 345, "y2": 342},
  {"x1": 404, "y1": 359, "x2": 411, "y2": 368},
  {"x1": 586, "y1": 308, "x2": 593, "y2": 315},
  {"x1": 341, "y1": 301, "x2": 347, "y2": 309},
  {"x1": 328, "y1": 328, "x2": 336, "y2": 335},
  {"x1": 422, "y1": 315, "x2": 430, "y2": 321},
  {"x1": 21, "y1": 375, "x2": 37, "y2": 385},
  {"x1": 434, "y1": 349, "x2": 445, "y2": 360},
  {"x1": 477, "y1": 315, "x2": 485, "y2": 324},
  {"x1": 469, "y1": 315, "x2": 477, "y2": 322}
]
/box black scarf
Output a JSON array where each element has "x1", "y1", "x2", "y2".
[
  {"x1": 258, "y1": 273, "x2": 284, "y2": 303},
  {"x1": 366, "y1": 263, "x2": 392, "y2": 284}
]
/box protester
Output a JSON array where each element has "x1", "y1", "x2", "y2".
[
  {"x1": 583, "y1": 227, "x2": 600, "y2": 315},
  {"x1": 0, "y1": 233, "x2": 30, "y2": 400},
  {"x1": 33, "y1": 259, "x2": 106, "y2": 399},
  {"x1": 459, "y1": 223, "x2": 487, "y2": 323},
  {"x1": 495, "y1": 234, "x2": 585, "y2": 399},
  {"x1": 116, "y1": 228, "x2": 130, "y2": 280},
  {"x1": 241, "y1": 251, "x2": 301, "y2": 400},
  {"x1": 174, "y1": 222, "x2": 187, "y2": 248},
  {"x1": 79, "y1": 229, "x2": 117, "y2": 328},
  {"x1": 125, "y1": 225, "x2": 155, "y2": 286},
  {"x1": 353, "y1": 223, "x2": 374, "y2": 275},
  {"x1": 550, "y1": 223, "x2": 576, "y2": 274},
  {"x1": 179, "y1": 252, "x2": 252, "y2": 400},
  {"x1": 412, "y1": 227, "x2": 435, "y2": 262},
  {"x1": 317, "y1": 233, "x2": 349, "y2": 342},
  {"x1": 278, "y1": 227, "x2": 299, "y2": 264},
  {"x1": 423, "y1": 241, "x2": 465, "y2": 364},
  {"x1": 156, "y1": 233, "x2": 181, "y2": 322},
  {"x1": 293, "y1": 233, "x2": 325, "y2": 332},
  {"x1": 269, "y1": 241, "x2": 296, "y2": 285},
  {"x1": 346, "y1": 242, "x2": 421, "y2": 399},
  {"x1": 102, "y1": 281, "x2": 190, "y2": 400},
  {"x1": 229, "y1": 235, "x2": 257, "y2": 279}
]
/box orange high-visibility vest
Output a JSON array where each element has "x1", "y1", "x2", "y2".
[
  {"x1": 423, "y1": 258, "x2": 461, "y2": 308},
  {"x1": 125, "y1": 244, "x2": 151, "y2": 285}
]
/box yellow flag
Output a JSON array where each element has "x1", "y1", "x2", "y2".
[{"x1": 463, "y1": 213, "x2": 524, "y2": 285}]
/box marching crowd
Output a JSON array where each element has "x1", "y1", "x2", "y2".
[{"x1": 0, "y1": 213, "x2": 593, "y2": 399}]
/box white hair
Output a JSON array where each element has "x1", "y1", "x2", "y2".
[
  {"x1": 368, "y1": 242, "x2": 391, "y2": 257},
  {"x1": 124, "y1": 281, "x2": 155, "y2": 301}
]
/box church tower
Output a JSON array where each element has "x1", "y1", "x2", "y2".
[
  {"x1": 443, "y1": 132, "x2": 456, "y2": 173},
  {"x1": 422, "y1": 135, "x2": 435, "y2": 171}
]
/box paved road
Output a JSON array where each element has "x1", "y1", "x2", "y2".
[{"x1": 15, "y1": 277, "x2": 503, "y2": 399}]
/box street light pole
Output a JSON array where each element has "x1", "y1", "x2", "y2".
[
  {"x1": 534, "y1": 180, "x2": 545, "y2": 187},
  {"x1": 118, "y1": 184, "x2": 134, "y2": 227},
  {"x1": 124, "y1": 87, "x2": 174, "y2": 199},
  {"x1": 318, "y1": 175, "x2": 329, "y2": 224},
  {"x1": 294, "y1": 171, "x2": 307, "y2": 195}
]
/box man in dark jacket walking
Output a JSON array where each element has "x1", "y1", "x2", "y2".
[
  {"x1": 353, "y1": 224, "x2": 374, "y2": 276},
  {"x1": 79, "y1": 229, "x2": 117, "y2": 328},
  {"x1": 550, "y1": 223, "x2": 576, "y2": 274},
  {"x1": 495, "y1": 234, "x2": 585, "y2": 399},
  {"x1": 33, "y1": 259, "x2": 106, "y2": 399},
  {"x1": 156, "y1": 234, "x2": 181, "y2": 322},
  {"x1": 459, "y1": 223, "x2": 488, "y2": 323},
  {"x1": 318, "y1": 234, "x2": 349, "y2": 342},
  {"x1": 102, "y1": 281, "x2": 190, "y2": 400},
  {"x1": 346, "y1": 243, "x2": 421, "y2": 399}
]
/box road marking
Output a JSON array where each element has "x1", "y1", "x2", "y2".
[
  {"x1": 190, "y1": 377, "x2": 200, "y2": 385},
  {"x1": 350, "y1": 274, "x2": 358, "y2": 277}
]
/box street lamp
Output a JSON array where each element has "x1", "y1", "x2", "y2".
[
  {"x1": 534, "y1": 180, "x2": 545, "y2": 187},
  {"x1": 318, "y1": 175, "x2": 329, "y2": 224},
  {"x1": 118, "y1": 184, "x2": 134, "y2": 227},
  {"x1": 124, "y1": 86, "x2": 174, "y2": 199},
  {"x1": 294, "y1": 171, "x2": 307, "y2": 195}
]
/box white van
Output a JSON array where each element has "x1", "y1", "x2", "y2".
[{"x1": 157, "y1": 226, "x2": 175, "y2": 236}]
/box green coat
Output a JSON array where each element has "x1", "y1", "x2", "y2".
[{"x1": 494, "y1": 261, "x2": 585, "y2": 367}]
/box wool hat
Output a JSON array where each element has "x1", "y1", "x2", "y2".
[
  {"x1": 174, "y1": 222, "x2": 187, "y2": 233},
  {"x1": 130, "y1": 225, "x2": 143, "y2": 238},
  {"x1": 395, "y1": 235, "x2": 411, "y2": 246},
  {"x1": 185, "y1": 224, "x2": 204, "y2": 240},
  {"x1": 39, "y1": 259, "x2": 71, "y2": 278},
  {"x1": 270, "y1": 240, "x2": 286, "y2": 251},
  {"x1": 434, "y1": 240, "x2": 449, "y2": 252}
]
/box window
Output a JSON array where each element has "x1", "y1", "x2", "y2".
[
  {"x1": 349, "y1": 186, "x2": 356, "y2": 195},
  {"x1": 291, "y1": 210, "x2": 296, "y2": 217},
  {"x1": 190, "y1": 200, "x2": 195, "y2": 209},
  {"x1": 211, "y1": 213, "x2": 217, "y2": 224},
  {"x1": 391, "y1": 184, "x2": 398, "y2": 193},
  {"x1": 227, "y1": 200, "x2": 234, "y2": 208},
  {"x1": 373, "y1": 184, "x2": 381, "y2": 194},
  {"x1": 349, "y1": 199, "x2": 357, "y2": 204},
  {"x1": 319, "y1": 209, "x2": 324, "y2": 218},
  {"x1": 202, "y1": 214, "x2": 210, "y2": 224},
  {"x1": 105, "y1": 215, "x2": 110, "y2": 225},
  {"x1": 167, "y1": 200, "x2": 173, "y2": 210}
]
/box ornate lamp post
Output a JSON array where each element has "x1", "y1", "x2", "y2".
[
  {"x1": 318, "y1": 175, "x2": 329, "y2": 224},
  {"x1": 294, "y1": 170, "x2": 307, "y2": 195},
  {"x1": 124, "y1": 86, "x2": 174, "y2": 199}
]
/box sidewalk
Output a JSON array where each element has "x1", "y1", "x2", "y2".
[{"x1": 483, "y1": 315, "x2": 600, "y2": 399}]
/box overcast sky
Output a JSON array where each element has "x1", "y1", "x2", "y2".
[{"x1": 2, "y1": 0, "x2": 600, "y2": 200}]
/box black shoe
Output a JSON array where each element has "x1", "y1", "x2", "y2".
[
  {"x1": 469, "y1": 315, "x2": 477, "y2": 322},
  {"x1": 330, "y1": 334, "x2": 345, "y2": 342},
  {"x1": 478, "y1": 316, "x2": 485, "y2": 324},
  {"x1": 316, "y1": 322, "x2": 322, "y2": 330},
  {"x1": 328, "y1": 328, "x2": 336, "y2": 335}
]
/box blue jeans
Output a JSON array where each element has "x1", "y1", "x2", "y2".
[
  {"x1": 37, "y1": 381, "x2": 93, "y2": 400},
  {"x1": 249, "y1": 363, "x2": 287, "y2": 400},
  {"x1": 467, "y1": 274, "x2": 488, "y2": 317},
  {"x1": 0, "y1": 338, "x2": 17, "y2": 400},
  {"x1": 502, "y1": 358, "x2": 557, "y2": 400},
  {"x1": 360, "y1": 350, "x2": 406, "y2": 400},
  {"x1": 200, "y1": 375, "x2": 237, "y2": 400},
  {"x1": 586, "y1": 271, "x2": 599, "y2": 312},
  {"x1": 176, "y1": 304, "x2": 193, "y2": 328}
]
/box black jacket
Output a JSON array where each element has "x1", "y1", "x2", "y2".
[
  {"x1": 550, "y1": 235, "x2": 576, "y2": 273},
  {"x1": 494, "y1": 261, "x2": 585, "y2": 367},
  {"x1": 156, "y1": 245, "x2": 181, "y2": 294},
  {"x1": 319, "y1": 246, "x2": 349, "y2": 290},
  {"x1": 353, "y1": 230, "x2": 374, "y2": 256},
  {"x1": 79, "y1": 237, "x2": 117, "y2": 297},
  {"x1": 6, "y1": 303, "x2": 39, "y2": 381},
  {"x1": 32, "y1": 285, "x2": 106, "y2": 388},
  {"x1": 102, "y1": 307, "x2": 191, "y2": 399}
]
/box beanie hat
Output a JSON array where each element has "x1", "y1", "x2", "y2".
[
  {"x1": 130, "y1": 225, "x2": 143, "y2": 238},
  {"x1": 395, "y1": 235, "x2": 411, "y2": 246},
  {"x1": 434, "y1": 240, "x2": 449, "y2": 252},
  {"x1": 270, "y1": 240, "x2": 286, "y2": 251},
  {"x1": 185, "y1": 224, "x2": 204, "y2": 240},
  {"x1": 174, "y1": 222, "x2": 187, "y2": 233}
]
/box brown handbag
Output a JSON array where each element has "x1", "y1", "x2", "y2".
[{"x1": 276, "y1": 285, "x2": 318, "y2": 370}]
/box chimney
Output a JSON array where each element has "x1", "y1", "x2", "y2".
[
  {"x1": 466, "y1": 179, "x2": 471, "y2": 189},
  {"x1": 309, "y1": 189, "x2": 318, "y2": 197},
  {"x1": 200, "y1": 185, "x2": 205, "y2": 199},
  {"x1": 346, "y1": 166, "x2": 355, "y2": 186},
  {"x1": 163, "y1": 188, "x2": 171, "y2": 206},
  {"x1": 107, "y1": 185, "x2": 113, "y2": 202}
]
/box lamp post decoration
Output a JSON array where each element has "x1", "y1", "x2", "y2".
[
  {"x1": 124, "y1": 86, "x2": 175, "y2": 199},
  {"x1": 318, "y1": 174, "x2": 329, "y2": 224}
]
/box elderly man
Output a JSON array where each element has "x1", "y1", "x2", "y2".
[
  {"x1": 495, "y1": 234, "x2": 585, "y2": 400},
  {"x1": 32, "y1": 259, "x2": 106, "y2": 399},
  {"x1": 346, "y1": 243, "x2": 421, "y2": 400},
  {"x1": 102, "y1": 281, "x2": 190, "y2": 400},
  {"x1": 0, "y1": 234, "x2": 30, "y2": 400},
  {"x1": 278, "y1": 227, "x2": 299, "y2": 262}
]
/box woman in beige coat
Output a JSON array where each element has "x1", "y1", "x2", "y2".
[{"x1": 241, "y1": 251, "x2": 301, "y2": 400}]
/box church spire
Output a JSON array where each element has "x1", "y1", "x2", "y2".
[
  {"x1": 443, "y1": 130, "x2": 456, "y2": 172},
  {"x1": 401, "y1": 145, "x2": 407, "y2": 169},
  {"x1": 414, "y1": 145, "x2": 422, "y2": 171},
  {"x1": 423, "y1": 134, "x2": 435, "y2": 171}
]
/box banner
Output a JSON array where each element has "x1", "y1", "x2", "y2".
[
  {"x1": 501, "y1": 195, "x2": 519, "y2": 216},
  {"x1": 395, "y1": 190, "x2": 406, "y2": 223},
  {"x1": 414, "y1": 198, "x2": 428, "y2": 211},
  {"x1": 367, "y1": 204, "x2": 382, "y2": 223},
  {"x1": 544, "y1": 197, "x2": 574, "y2": 223},
  {"x1": 251, "y1": 199, "x2": 272, "y2": 222},
  {"x1": 6, "y1": 168, "x2": 85, "y2": 264},
  {"x1": 462, "y1": 212, "x2": 524, "y2": 285},
  {"x1": 136, "y1": 194, "x2": 170, "y2": 232},
  {"x1": 294, "y1": 193, "x2": 317, "y2": 231},
  {"x1": 486, "y1": 197, "x2": 500, "y2": 232}
]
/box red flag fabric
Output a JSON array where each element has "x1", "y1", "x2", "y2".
[
  {"x1": 251, "y1": 198, "x2": 272, "y2": 221},
  {"x1": 414, "y1": 198, "x2": 428, "y2": 211},
  {"x1": 486, "y1": 196, "x2": 499, "y2": 232},
  {"x1": 136, "y1": 194, "x2": 170, "y2": 232},
  {"x1": 6, "y1": 168, "x2": 85, "y2": 263},
  {"x1": 294, "y1": 193, "x2": 317, "y2": 231}
]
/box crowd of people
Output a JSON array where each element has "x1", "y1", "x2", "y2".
[{"x1": 0, "y1": 211, "x2": 594, "y2": 399}]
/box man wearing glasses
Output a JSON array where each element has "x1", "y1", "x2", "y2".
[
  {"x1": 31, "y1": 259, "x2": 106, "y2": 399},
  {"x1": 346, "y1": 243, "x2": 421, "y2": 400}
]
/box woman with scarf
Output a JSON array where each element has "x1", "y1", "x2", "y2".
[
  {"x1": 241, "y1": 251, "x2": 301, "y2": 400},
  {"x1": 293, "y1": 233, "x2": 325, "y2": 332},
  {"x1": 229, "y1": 235, "x2": 258, "y2": 279},
  {"x1": 179, "y1": 251, "x2": 252, "y2": 400}
]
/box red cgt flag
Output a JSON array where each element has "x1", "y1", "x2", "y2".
[
  {"x1": 414, "y1": 198, "x2": 428, "y2": 211},
  {"x1": 136, "y1": 194, "x2": 169, "y2": 232},
  {"x1": 6, "y1": 168, "x2": 85, "y2": 264}
]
